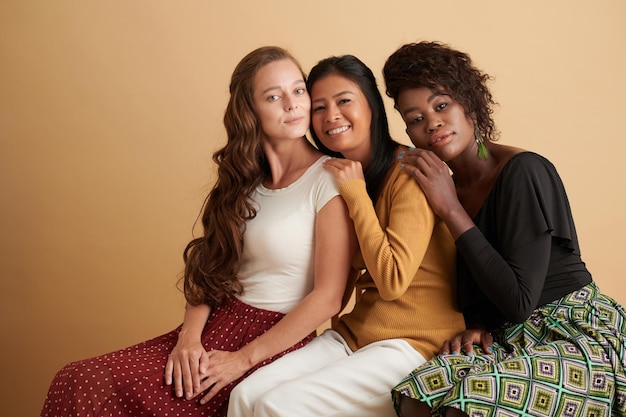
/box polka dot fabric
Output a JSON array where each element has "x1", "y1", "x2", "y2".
[{"x1": 40, "y1": 297, "x2": 312, "y2": 417}]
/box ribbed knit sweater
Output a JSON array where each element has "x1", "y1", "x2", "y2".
[{"x1": 333, "y1": 162, "x2": 465, "y2": 359}]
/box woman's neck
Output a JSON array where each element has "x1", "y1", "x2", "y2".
[{"x1": 262, "y1": 138, "x2": 321, "y2": 189}]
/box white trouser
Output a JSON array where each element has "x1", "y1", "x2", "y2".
[{"x1": 227, "y1": 329, "x2": 426, "y2": 417}]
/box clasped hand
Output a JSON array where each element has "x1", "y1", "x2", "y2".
[{"x1": 165, "y1": 340, "x2": 248, "y2": 405}]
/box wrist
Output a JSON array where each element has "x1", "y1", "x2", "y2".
[
  {"x1": 237, "y1": 344, "x2": 259, "y2": 371},
  {"x1": 177, "y1": 327, "x2": 201, "y2": 342}
]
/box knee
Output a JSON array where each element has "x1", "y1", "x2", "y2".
[
  {"x1": 229, "y1": 382, "x2": 290, "y2": 417},
  {"x1": 228, "y1": 376, "x2": 269, "y2": 416},
  {"x1": 253, "y1": 388, "x2": 289, "y2": 417},
  {"x1": 228, "y1": 382, "x2": 252, "y2": 415}
]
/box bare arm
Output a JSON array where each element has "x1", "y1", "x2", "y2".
[{"x1": 197, "y1": 195, "x2": 357, "y2": 404}]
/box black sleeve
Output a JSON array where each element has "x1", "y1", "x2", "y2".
[
  {"x1": 456, "y1": 227, "x2": 551, "y2": 322},
  {"x1": 456, "y1": 153, "x2": 579, "y2": 323}
]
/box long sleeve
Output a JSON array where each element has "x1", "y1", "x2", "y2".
[
  {"x1": 457, "y1": 152, "x2": 591, "y2": 328},
  {"x1": 333, "y1": 164, "x2": 465, "y2": 358},
  {"x1": 338, "y1": 170, "x2": 434, "y2": 301}
]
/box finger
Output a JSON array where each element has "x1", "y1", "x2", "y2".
[
  {"x1": 199, "y1": 380, "x2": 221, "y2": 405},
  {"x1": 482, "y1": 331, "x2": 494, "y2": 353},
  {"x1": 399, "y1": 162, "x2": 424, "y2": 183},
  {"x1": 449, "y1": 337, "x2": 462, "y2": 355},
  {"x1": 440, "y1": 340, "x2": 451, "y2": 355},
  {"x1": 164, "y1": 356, "x2": 173, "y2": 385},
  {"x1": 182, "y1": 355, "x2": 194, "y2": 400},
  {"x1": 189, "y1": 354, "x2": 202, "y2": 397},
  {"x1": 403, "y1": 147, "x2": 427, "y2": 157},
  {"x1": 461, "y1": 339, "x2": 475, "y2": 356},
  {"x1": 173, "y1": 361, "x2": 184, "y2": 398},
  {"x1": 323, "y1": 159, "x2": 349, "y2": 169}
]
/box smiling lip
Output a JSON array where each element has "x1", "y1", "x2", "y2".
[
  {"x1": 326, "y1": 125, "x2": 350, "y2": 136},
  {"x1": 429, "y1": 131, "x2": 453, "y2": 147}
]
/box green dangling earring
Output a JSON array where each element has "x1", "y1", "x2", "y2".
[{"x1": 474, "y1": 124, "x2": 488, "y2": 160}]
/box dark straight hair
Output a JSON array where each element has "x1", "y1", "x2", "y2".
[{"x1": 307, "y1": 55, "x2": 400, "y2": 204}]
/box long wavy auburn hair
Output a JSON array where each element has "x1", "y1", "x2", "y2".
[{"x1": 182, "y1": 46, "x2": 306, "y2": 307}]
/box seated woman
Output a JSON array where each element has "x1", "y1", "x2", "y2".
[
  {"x1": 39, "y1": 46, "x2": 356, "y2": 417},
  {"x1": 384, "y1": 40, "x2": 626, "y2": 417},
  {"x1": 227, "y1": 54, "x2": 465, "y2": 417}
]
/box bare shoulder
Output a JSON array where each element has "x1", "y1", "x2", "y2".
[{"x1": 491, "y1": 143, "x2": 526, "y2": 169}]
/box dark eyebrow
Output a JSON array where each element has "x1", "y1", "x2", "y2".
[
  {"x1": 401, "y1": 91, "x2": 444, "y2": 118},
  {"x1": 312, "y1": 90, "x2": 355, "y2": 104}
]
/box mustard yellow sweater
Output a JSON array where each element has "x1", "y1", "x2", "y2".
[{"x1": 333, "y1": 162, "x2": 465, "y2": 359}]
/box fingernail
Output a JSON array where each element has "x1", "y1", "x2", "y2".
[
  {"x1": 408, "y1": 147, "x2": 415, "y2": 150},
  {"x1": 488, "y1": 347, "x2": 494, "y2": 353},
  {"x1": 452, "y1": 351, "x2": 457, "y2": 355},
  {"x1": 397, "y1": 155, "x2": 404, "y2": 160},
  {"x1": 399, "y1": 164, "x2": 405, "y2": 167}
]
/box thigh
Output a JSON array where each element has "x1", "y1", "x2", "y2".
[
  {"x1": 228, "y1": 330, "x2": 349, "y2": 416},
  {"x1": 257, "y1": 338, "x2": 426, "y2": 417}
]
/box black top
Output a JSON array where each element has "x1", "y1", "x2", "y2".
[{"x1": 455, "y1": 152, "x2": 592, "y2": 331}]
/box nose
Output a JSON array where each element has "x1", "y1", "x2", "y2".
[
  {"x1": 427, "y1": 116, "x2": 443, "y2": 133},
  {"x1": 325, "y1": 103, "x2": 341, "y2": 123},
  {"x1": 284, "y1": 96, "x2": 298, "y2": 112}
]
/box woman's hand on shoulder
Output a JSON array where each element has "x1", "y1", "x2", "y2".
[
  {"x1": 398, "y1": 148, "x2": 473, "y2": 238},
  {"x1": 441, "y1": 328, "x2": 493, "y2": 356},
  {"x1": 398, "y1": 149, "x2": 457, "y2": 215},
  {"x1": 323, "y1": 158, "x2": 364, "y2": 186},
  {"x1": 165, "y1": 332, "x2": 209, "y2": 400}
]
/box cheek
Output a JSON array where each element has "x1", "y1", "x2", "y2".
[
  {"x1": 311, "y1": 114, "x2": 324, "y2": 136},
  {"x1": 405, "y1": 126, "x2": 426, "y2": 148}
]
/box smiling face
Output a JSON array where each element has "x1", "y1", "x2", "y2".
[
  {"x1": 310, "y1": 73, "x2": 373, "y2": 163},
  {"x1": 397, "y1": 86, "x2": 475, "y2": 162},
  {"x1": 253, "y1": 59, "x2": 311, "y2": 143}
]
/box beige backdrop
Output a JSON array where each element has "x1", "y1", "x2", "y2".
[{"x1": 1, "y1": 1, "x2": 625, "y2": 415}]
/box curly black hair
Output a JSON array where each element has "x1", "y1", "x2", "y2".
[{"x1": 383, "y1": 41, "x2": 499, "y2": 142}]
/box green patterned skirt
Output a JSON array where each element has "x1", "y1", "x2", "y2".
[{"x1": 392, "y1": 283, "x2": 626, "y2": 416}]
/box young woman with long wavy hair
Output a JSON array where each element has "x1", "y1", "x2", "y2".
[{"x1": 40, "y1": 46, "x2": 356, "y2": 417}]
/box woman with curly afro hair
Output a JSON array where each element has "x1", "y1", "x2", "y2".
[{"x1": 385, "y1": 41, "x2": 626, "y2": 417}]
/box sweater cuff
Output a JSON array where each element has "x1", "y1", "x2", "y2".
[{"x1": 338, "y1": 179, "x2": 368, "y2": 205}]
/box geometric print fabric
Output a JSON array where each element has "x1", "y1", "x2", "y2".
[{"x1": 392, "y1": 283, "x2": 626, "y2": 416}]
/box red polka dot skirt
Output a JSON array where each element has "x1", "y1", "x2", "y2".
[{"x1": 40, "y1": 297, "x2": 312, "y2": 417}]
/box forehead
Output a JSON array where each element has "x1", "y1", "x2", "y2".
[
  {"x1": 253, "y1": 59, "x2": 303, "y2": 93},
  {"x1": 310, "y1": 73, "x2": 363, "y2": 98},
  {"x1": 397, "y1": 86, "x2": 439, "y2": 110}
]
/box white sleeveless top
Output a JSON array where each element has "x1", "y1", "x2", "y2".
[{"x1": 235, "y1": 156, "x2": 339, "y2": 314}]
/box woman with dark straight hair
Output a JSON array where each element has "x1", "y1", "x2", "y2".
[{"x1": 228, "y1": 54, "x2": 464, "y2": 417}]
